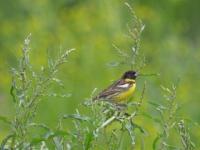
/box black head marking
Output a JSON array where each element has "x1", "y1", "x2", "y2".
[{"x1": 122, "y1": 70, "x2": 138, "y2": 79}]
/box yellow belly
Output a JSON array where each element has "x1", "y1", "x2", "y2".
[{"x1": 114, "y1": 84, "x2": 136, "y2": 102}]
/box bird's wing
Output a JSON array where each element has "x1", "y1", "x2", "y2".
[{"x1": 94, "y1": 79, "x2": 132, "y2": 100}]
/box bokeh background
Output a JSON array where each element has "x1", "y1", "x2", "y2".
[{"x1": 0, "y1": 0, "x2": 200, "y2": 148}]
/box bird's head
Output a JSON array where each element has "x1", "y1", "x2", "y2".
[{"x1": 121, "y1": 70, "x2": 138, "y2": 80}]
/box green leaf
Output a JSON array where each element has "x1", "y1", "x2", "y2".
[
  {"x1": 10, "y1": 83, "x2": 16, "y2": 103},
  {"x1": 62, "y1": 114, "x2": 90, "y2": 122},
  {"x1": 53, "y1": 137, "x2": 63, "y2": 150},
  {"x1": 52, "y1": 130, "x2": 68, "y2": 137},
  {"x1": 148, "y1": 101, "x2": 161, "y2": 107},
  {"x1": 125, "y1": 121, "x2": 135, "y2": 145},
  {"x1": 0, "y1": 134, "x2": 15, "y2": 150},
  {"x1": 84, "y1": 131, "x2": 94, "y2": 150},
  {"x1": 152, "y1": 134, "x2": 162, "y2": 150},
  {"x1": 45, "y1": 130, "x2": 68, "y2": 139},
  {"x1": 28, "y1": 123, "x2": 51, "y2": 131}
]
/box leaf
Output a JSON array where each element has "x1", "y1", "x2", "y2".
[
  {"x1": 44, "y1": 130, "x2": 68, "y2": 139},
  {"x1": 10, "y1": 82, "x2": 16, "y2": 103},
  {"x1": 125, "y1": 121, "x2": 135, "y2": 145},
  {"x1": 53, "y1": 137, "x2": 63, "y2": 150},
  {"x1": 84, "y1": 131, "x2": 95, "y2": 150},
  {"x1": 152, "y1": 134, "x2": 162, "y2": 150},
  {"x1": 52, "y1": 78, "x2": 64, "y2": 87},
  {"x1": 28, "y1": 123, "x2": 51, "y2": 131},
  {"x1": 148, "y1": 101, "x2": 161, "y2": 108},
  {"x1": 62, "y1": 114, "x2": 90, "y2": 122},
  {"x1": 0, "y1": 134, "x2": 15, "y2": 150}
]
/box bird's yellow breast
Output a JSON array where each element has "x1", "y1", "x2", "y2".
[{"x1": 114, "y1": 83, "x2": 136, "y2": 102}]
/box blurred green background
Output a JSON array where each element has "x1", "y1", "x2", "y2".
[{"x1": 0, "y1": 0, "x2": 200, "y2": 148}]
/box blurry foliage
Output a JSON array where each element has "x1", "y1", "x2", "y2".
[{"x1": 0, "y1": 0, "x2": 200, "y2": 149}]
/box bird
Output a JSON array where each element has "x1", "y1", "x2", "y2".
[{"x1": 93, "y1": 70, "x2": 138, "y2": 103}]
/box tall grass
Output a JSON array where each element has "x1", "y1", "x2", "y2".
[{"x1": 0, "y1": 3, "x2": 195, "y2": 150}]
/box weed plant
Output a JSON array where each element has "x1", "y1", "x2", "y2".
[{"x1": 0, "y1": 3, "x2": 195, "y2": 150}]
